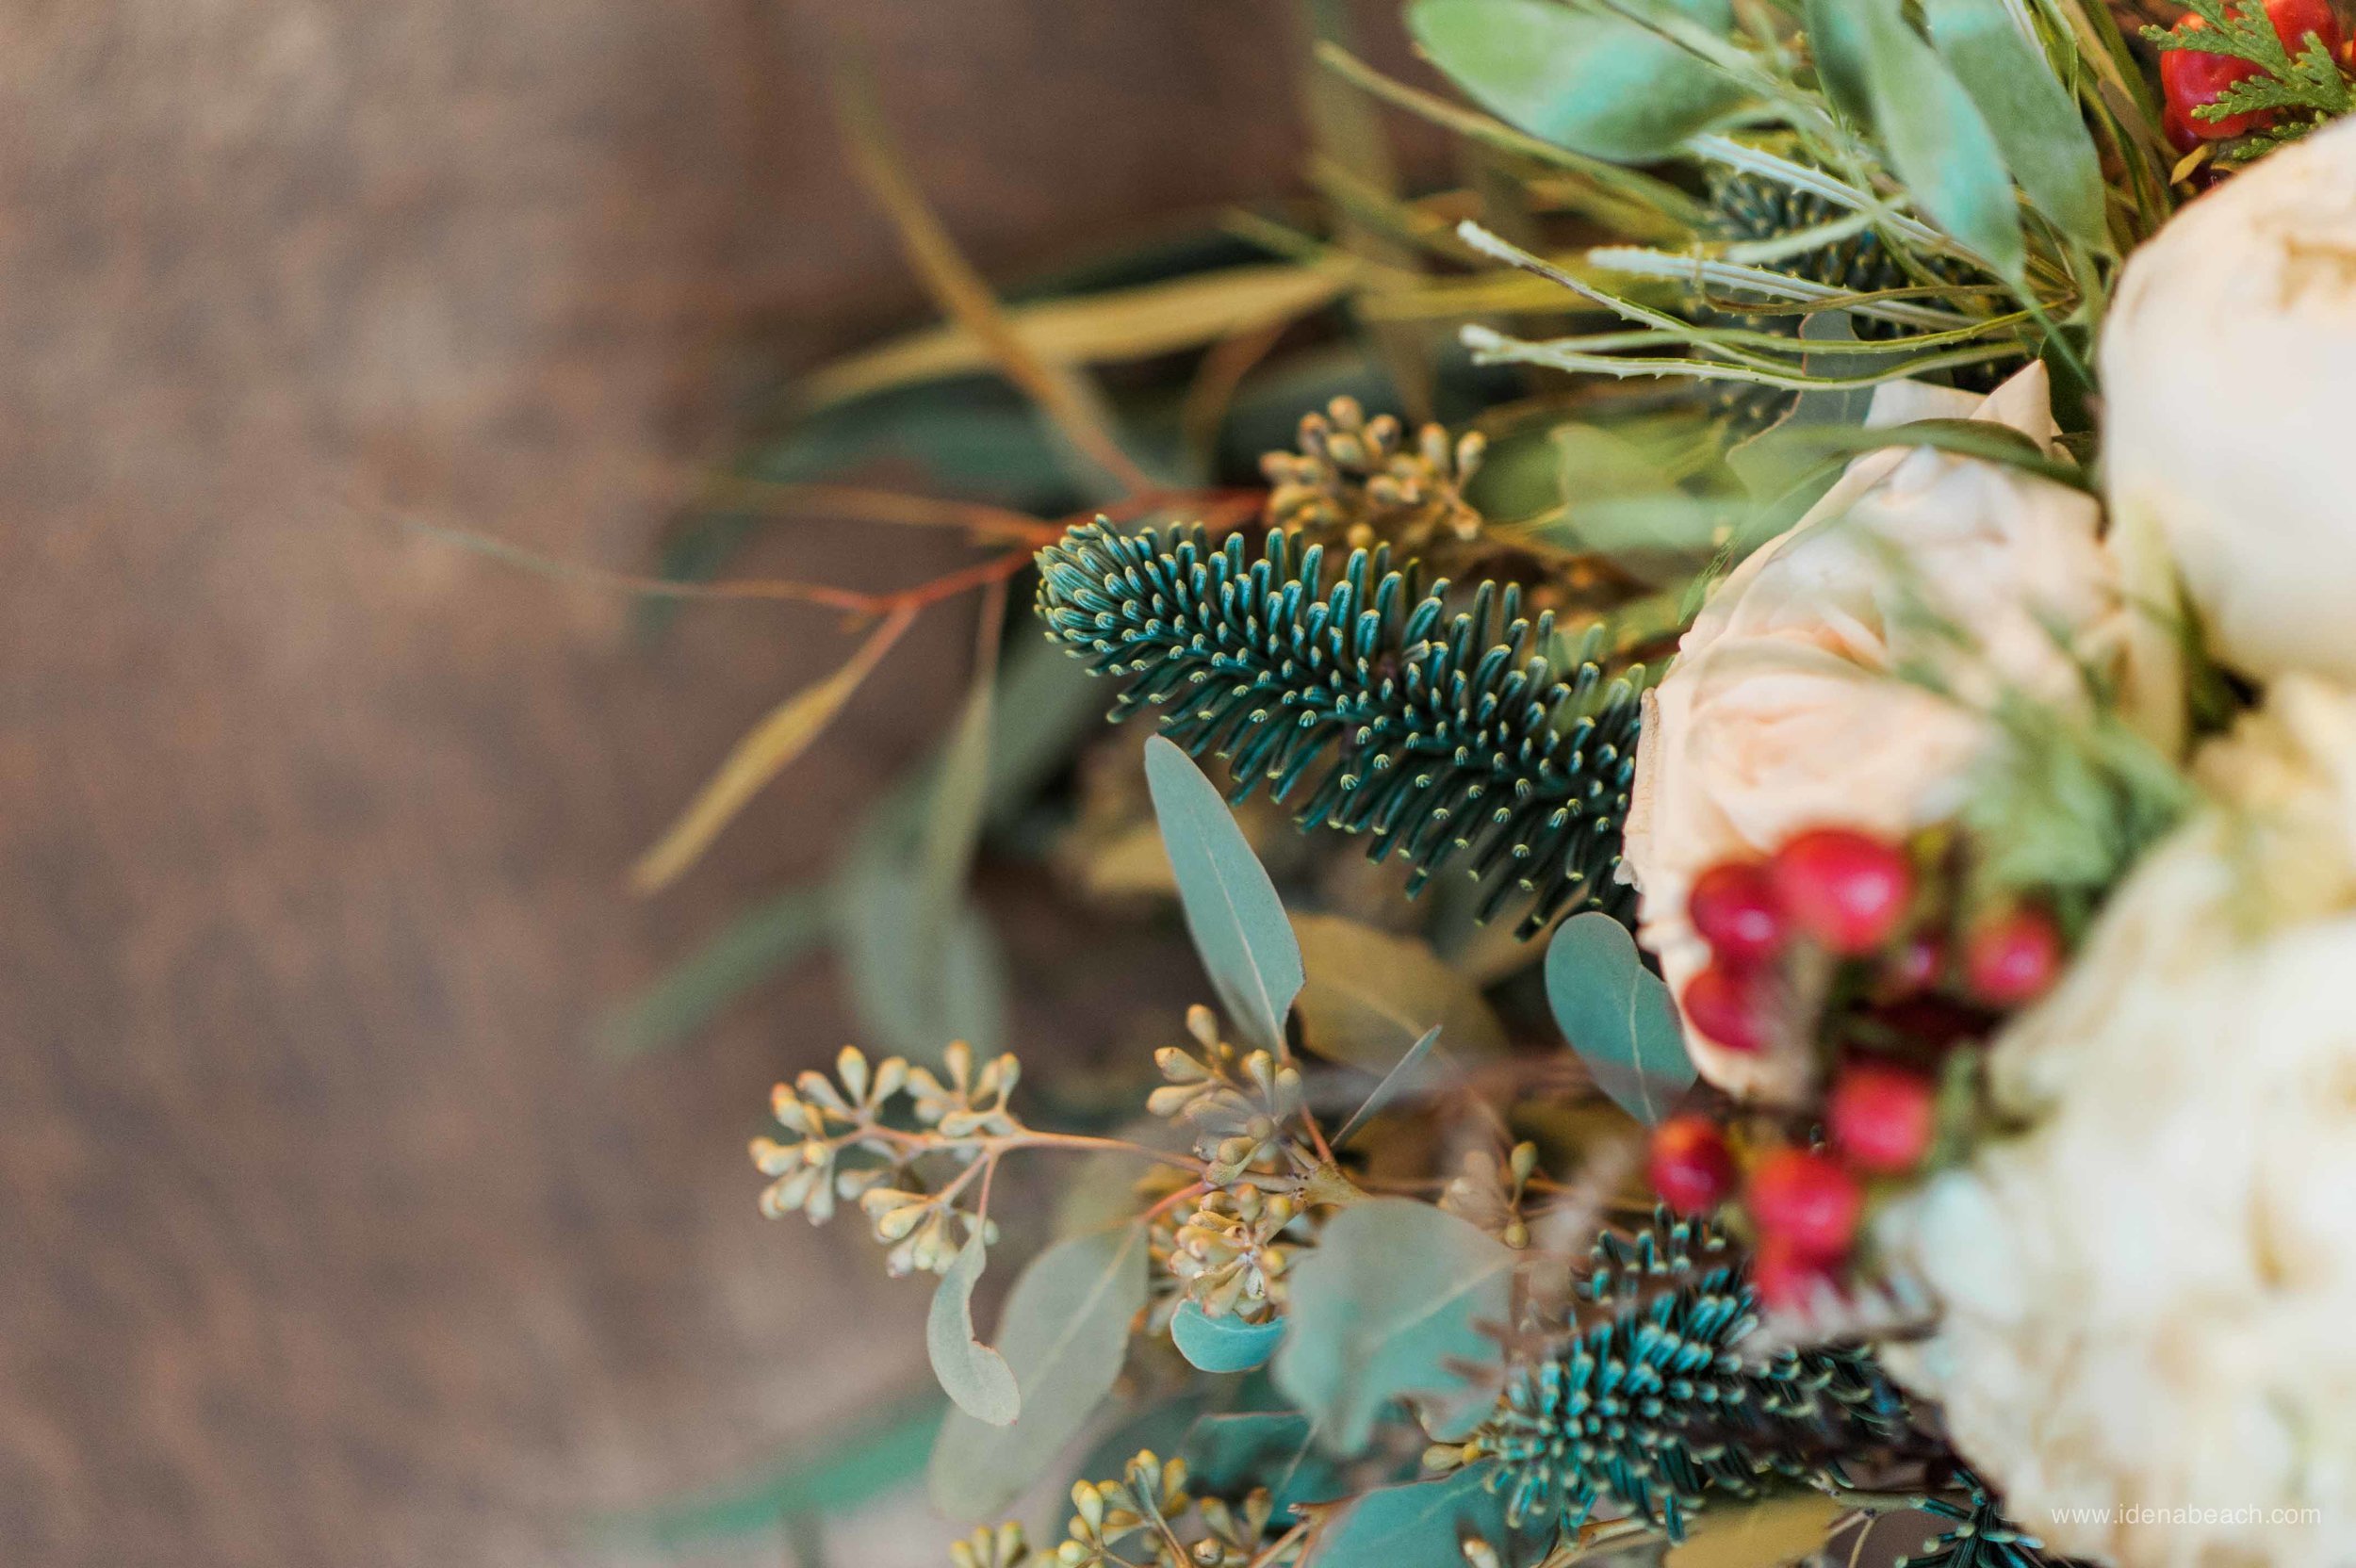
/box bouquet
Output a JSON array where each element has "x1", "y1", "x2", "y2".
[{"x1": 695, "y1": 4, "x2": 2356, "y2": 1567}]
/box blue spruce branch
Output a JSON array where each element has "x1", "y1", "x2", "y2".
[{"x1": 1033, "y1": 519, "x2": 1651, "y2": 936}]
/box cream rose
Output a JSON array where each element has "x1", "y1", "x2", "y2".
[
  {"x1": 1879, "y1": 677, "x2": 2356, "y2": 1568},
  {"x1": 1620, "y1": 363, "x2": 2121, "y2": 1100},
  {"x1": 2102, "y1": 115, "x2": 2356, "y2": 683}
]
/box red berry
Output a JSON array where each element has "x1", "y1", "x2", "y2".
[
  {"x1": 1875, "y1": 934, "x2": 1944, "y2": 1001},
  {"x1": 1747, "y1": 1148, "x2": 1863, "y2": 1262},
  {"x1": 2163, "y1": 3, "x2": 2344, "y2": 142},
  {"x1": 1679, "y1": 961, "x2": 1770, "y2": 1054},
  {"x1": 1828, "y1": 1062, "x2": 1938, "y2": 1175},
  {"x1": 1749, "y1": 1233, "x2": 1838, "y2": 1315},
  {"x1": 1963, "y1": 906, "x2": 2063, "y2": 1007},
  {"x1": 1768, "y1": 828, "x2": 1914, "y2": 956},
  {"x1": 1689, "y1": 860, "x2": 1787, "y2": 963},
  {"x1": 1649, "y1": 1115, "x2": 1738, "y2": 1216}
]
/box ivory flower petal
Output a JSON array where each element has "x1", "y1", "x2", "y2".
[{"x1": 2102, "y1": 115, "x2": 2356, "y2": 683}]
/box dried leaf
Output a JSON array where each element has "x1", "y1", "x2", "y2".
[{"x1": 630, "y1": 606, "x2": 914, "y2": 892}]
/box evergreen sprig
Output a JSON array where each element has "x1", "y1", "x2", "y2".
[
  {"x1": 1034, "y1": 520, "x2": 1649, "y2": 935},
  {"x1": 2148, "y1": 1, "x2": 2353, "y2": 136},
  {"x1": 1896, "y1": 1469, "x2": 2066, "y2": 1568},
  {"x1": 1457, "y1": 1212, "x2": 1911, "y2": 1542}
]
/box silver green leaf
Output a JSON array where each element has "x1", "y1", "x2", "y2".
[
  {"x1": 1805, "y1": 0, "x2": 1877, "y2": 125},
  {"x1": 1409, "y1": 0, "x2": 1747, "y2": 164},
  {"x1": 1545, "y1": 911, "x2": 1694, "y2": 1125},
  {"x1": 1292, "y1": 913, "x2": 1508, "y2": 1070},
  {"x1": 1331, "y1": 1026, "x2": 1446, "y2": 1151},
  {"x1": 1301, "y1": 1468, "x2": 1519, "y2": 1568},
  {"x1": 1143, "y1": 737, "x2": 1303, "y2": 1055},
  {"x1": 1272, "y1": 1200, "x2": 1515, "y2": 1453},
  {"x1": 1170, "y1": 1302, "x2": 1287, "y2": 1374},
  {"x1": 1922, "y1": 0, "x2": 2107, "y2": 251},
  {"x1": 926, "y1": 1232, "x2": 1020, "y2": 1426},
  {"x1": 929, "y1": 1224, "x2": 1149, "y2": 1519},
  {"x1": 1854, "y1": 0, "x2": 2026, "y2": 279}
]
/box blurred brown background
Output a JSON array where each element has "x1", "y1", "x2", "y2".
[{"x1": 0, "y1": 3, "x2": 1430, "y2": 1564}]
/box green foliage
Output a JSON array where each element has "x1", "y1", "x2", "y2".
[
  {"x1": 929, "y1": 1232, "x2": 1022, "y2": 1425},
  {"x1": 1036, "y1": 521, "x2": 1650, "y2": 937},
  {"x1": 1330, "y1": 1024, "x2": 1445, "y2": 1149},
  {"x1": 1409, "y1": 0, "x2": 1749, "y2": 164},
  {"x1": 1172, "y1": 1300, "x2": 1290, "y2": 1373},
  {"x1": 1145, "y1": 736, "x2": 1308, "y2": 1056},
  {"x1": 1458, "y1": 1212, "x2": 1910, "y2": 1540},
  {"x1": 2148, "y1": 1, "x2": 2354, "y2": 151},
  {"x1": 1958, "y1": 695, "x2": 2196, "y2": 935},
  {"x1": 1181, "y1": 1412, "x2": 1344, "y2": 1514},
  {"x1": 1301, "y1": 1467, "x2": 1527, "y2": 1568},
  {"x1": 1272, "y1": 1198, "x2": 1520, "y2": 1453},
  {"x1": 1292, "y1": 912, "x2": 1509, "y2": 1070},
  {"x1": 1922, "y1": 0, "x2": 2107, "y2": 249},
  {"x1": 1847, "y1": 0, "x2": 2025, "y2": 280},
  {"x1": 1545, "y1": 911, "x2": 1694, "y2": 1125},
  {"x1": 931, "y1": 1223, "x2": 1152, "y2": 1520}
]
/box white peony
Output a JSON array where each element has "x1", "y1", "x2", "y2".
[
  {"x1": 2102, "y1": 115, "x2": 2356, "y2": 683},
  {"x1": 1881, "y1": 677, "x2": 2356, "y2": 1568},
  {"x1": 1620, "y1": 363, "x2": 2122, "y2": 1099}
]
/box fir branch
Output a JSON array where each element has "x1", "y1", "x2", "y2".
[
  {"x1": 1452, "y1": 1212, "x2": 1914, "y2": 1541},
  {"x1": 1896, "y1": 1469, "x2": 2073, "y2": 1568},
  {"x1": 1033, "y1": 520, "x2": 1650, "y2": 935}
]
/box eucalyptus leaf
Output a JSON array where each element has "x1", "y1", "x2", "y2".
[
  {"x1": 1144, "y1": 738, "x2": 1304, "y2": 1055},
  {"x1": 1409, "y1": 0, "x2": 1747, "y2": 164},
  {"x1": 1331, "y1": 1026, "x2": 1446, "y2": 1151},
  {"x1": 1301, "y1": 1468, "x2": 1519, "y2": 1568},
  {"x1": 929, "y1": 1224, "x2": 1150, "y2": 1520},
  {"x1": 1855, "y1": 0, "x2": 2025, "y2": 279},
  {"x1": 1545, "y1": 911, "x2": 1694, "y2": 1125},
  {"x1": 1170, "y1": 1302, "x2": 1288, "y2": 1374},
  {"x1": 1181, "y1": 1412, "x2": 1346, "y2": 1513},
  {"x1": 927, "y1": 1233, "x2": 1021, "y2": 1426},
  {"x1": 1923, "y1": 0, "x2": 2108, "y2": 250},
  {"x1": 1292, "y1": 914, "x2": 1508, "y2": 1070},
  {"x1": 1272, "y1": 1200, "x2": 1515, "y2": 1453}
]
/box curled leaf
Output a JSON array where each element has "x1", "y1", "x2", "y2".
[
  {"x1": 927, "y1": 1232, "x2": 1021, "y2": 1426},
  {"x1": 1170, "y1": 1301, "x2": 1287, "y2": 1374}
]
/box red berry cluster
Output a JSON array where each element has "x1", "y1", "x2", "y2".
[
  {"x1": 1647, "y1": 826, "x2": 2069, "y2": 1310},
  {"x1": 2161, "y1": 0, "x2": 2346, "y2": 149}
]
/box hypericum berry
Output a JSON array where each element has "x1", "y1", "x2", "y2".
[
  {"x1": 1688, "y1": 860, "x2": 1786, "y2": 963},
  {"x1": 1963, "y1": 906, "x2": 2063, "y2": 1007},
  {"x1": 1874, "y1": 934, "x2": 1944, "y2": 1001},
  {"x1": 1747, "y1": 1148, "x2": 1863, "y2": 1262},
  {"x1": 1828, "y1": 1062, "x2": 1938, "y2": 1174},
  {"x1": 2162, "y1": 2, "x2": 2345, "y2": 142},
  {"x1": 1768, "y1": 828, "x2": 1914, "y2": 956},
  {"x1": 1679, "y1": 962, "x2": 1769, "y2": 1054},
  {"x1": 1648, "y1": 1115, "x2": 1738, "y2": 1216},
  {"x1": 1749, "y1": 1233, "x2": 1837, "y2": 1314}
]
